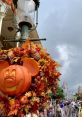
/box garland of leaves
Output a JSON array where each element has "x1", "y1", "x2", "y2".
[{"x1": 0, "y1": 41, "x2": 61, "y2": 116}]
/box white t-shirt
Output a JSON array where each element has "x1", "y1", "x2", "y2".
[{"x1": 71, "y1": 101, "x2": 76, "y2": 108}]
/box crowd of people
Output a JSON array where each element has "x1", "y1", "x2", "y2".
[
  {"x1": 28, "y1": 99, "x2": 82, "y2": 117},
  {"x1": 55, "y1": 100, "x2": 79, "y2": 117}
]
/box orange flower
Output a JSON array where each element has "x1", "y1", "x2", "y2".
[
  {"x1": 20, "y1": 96, "x2": 28, "y2": 104},
  {"x1": 37, "y1": 81, "x2": 45, "y2": 92}
]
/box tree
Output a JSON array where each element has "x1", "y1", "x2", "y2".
[{"x1": 56, "y1": 86, "x2": 65, "y2": 99}]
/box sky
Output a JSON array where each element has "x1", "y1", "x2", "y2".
[
  {"x1": 0, "y1": 0, "x2": 82, "y2": 94},
  {"x1": 37, "y1": 0, "x2": 82, "y2": 93}
]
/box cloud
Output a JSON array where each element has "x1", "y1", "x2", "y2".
[
  {"x1": 56, "y1": 45, "x2": 70, "y2": 78},
  {"x1": 39, "y1": 0, "x2": 82, "y2": 47},
  {"x1": 56, "y1": 44, "x2": 82, "y2": 90},
  {"x1": 38, "y1": 0, "x2": 82, "y2": 92},
  {"x1": 58, "y1": 44, "x2": 82, "y2": 91}
]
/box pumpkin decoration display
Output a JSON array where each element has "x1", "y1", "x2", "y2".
[
  {"x1": 0, "y1": 58, "x2": 39, "y2": 96},
  {"x1": 0, "y1": 41, "x2": 61, "y2": 116}
]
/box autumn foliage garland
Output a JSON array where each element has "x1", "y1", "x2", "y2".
[{"x1": 0, "y1": 40, "x2": 61, "y2": 116}]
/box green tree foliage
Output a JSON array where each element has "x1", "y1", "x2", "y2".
[{"x1": 56, "y1": 86, "x2": 65, "y2": 99}]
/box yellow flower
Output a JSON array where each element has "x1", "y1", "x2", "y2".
[
  {"x1": 0, "y1": 103, "x2": 4, "y2": 109},
  {"x1": 38, "y1": 59, "x2": 47, "y2": 66},
  {"x1": 9, "y1": 99, "x2": 15, "y2": 105},
  {"x1": 25, "y1": 91, "x2": 32, "y2": 97},
  {"x1": 32, "y1": 97, "x2": 40, "y2": 103}
]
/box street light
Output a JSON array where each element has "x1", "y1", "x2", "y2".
[
  {"x1": 0, "y1": 0, "x2": 40, "y2": 47},
  {"x1": 15, "y1": 0, "x2": 40, "y2": 47}
]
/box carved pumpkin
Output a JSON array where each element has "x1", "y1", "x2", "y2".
[
  {"x1": 0, "y1": 58, "x2": 39, "y2": 96},
  {"x1": 0, "y1": 61, "x2": 9, "y2": 72}
]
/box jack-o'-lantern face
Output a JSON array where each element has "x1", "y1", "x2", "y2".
[
  {"x1": 0, "y1": 65, "x2": 31, "y2": 95},
  {"x1": 0, "y1": 58, "x2": 39, "y2": 96}
]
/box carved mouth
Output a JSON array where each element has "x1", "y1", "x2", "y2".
[
  {"x1": 5, "y1": 78, "x2": 14, "y2": 82},
  {"x1": 5, "y1": 77, "x2": 16, "y2": 87},
  {"x1": 5, "y1": 79, "x2": 23, "y2": 92},
  {"x1": 5, "y1": 76, "x2": 15, "y2": 81},
  {"x1": 6, "y1": 86, "x2": 17, "y2": 91}
]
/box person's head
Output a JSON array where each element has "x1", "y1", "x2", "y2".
[{"x1": 81, "y1": 103, "x2": 82, "y2": 107}]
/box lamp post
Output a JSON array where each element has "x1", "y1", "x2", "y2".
[
  {"x1": 0, "y1": 0, "x2": 40, "y2": 48},
  {"x1": 15, "y1": 0, "x2": 39, "y2": 47}
]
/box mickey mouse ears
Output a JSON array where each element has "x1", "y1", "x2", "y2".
[
  {"x1": 22, "y1": 57, "x2": 39, "y2": 76},
  {"x1": 0, "y1": 57, "x2": 39, "y2": 76}
]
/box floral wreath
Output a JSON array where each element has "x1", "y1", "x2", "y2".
[{"x1": 0, "y1": 40, "x2": 61, "y2": 116}]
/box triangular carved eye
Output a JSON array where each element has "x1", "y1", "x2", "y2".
[{"x1": 10, "y1": 69, "x2": 16, "y2": 77}]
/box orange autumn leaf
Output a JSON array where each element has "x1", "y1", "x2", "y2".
[{"x1": 37, "y1": 81, "x2": 45, "y2": 92}]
